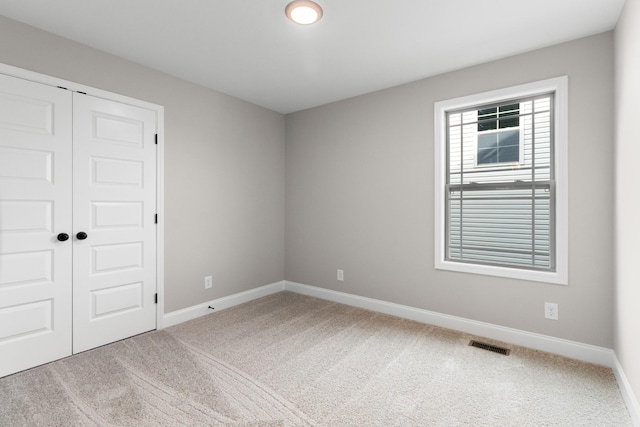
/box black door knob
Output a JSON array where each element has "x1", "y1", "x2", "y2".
[
  {"x1": 57, "y1": 233, "x2": 69, "y2": 242},
  {"x1": 76, "y1": 232, "x2": 88, "y2": 240}
]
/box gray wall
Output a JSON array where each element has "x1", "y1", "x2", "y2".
[
  {"x1": 615, "y1": 0, "x2": 640, "y2": 408},
  {"x1": 0, "y1": 16, "x2": 286, "y2": 313},
  {"x1": 286, "y1": 33, "x2": 615, "y2": 348},
  {"x1": 0, "y1": 15, "x2": 621, "y2": 352}
]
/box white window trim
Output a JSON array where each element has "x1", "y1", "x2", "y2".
[{"x1": 434, "y1": 76, "x2": 568, "y2": 285}]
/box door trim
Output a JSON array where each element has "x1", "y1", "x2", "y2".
[{"x1": 0, "y1": 62, "x2": 166, "y2": 329}]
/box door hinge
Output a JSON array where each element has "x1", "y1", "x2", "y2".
[
  {"x1": 155, "y1": 293, "x2": 158, "y2": 304},
  {"x1": 155, "y1": 134, "x2": 158, "y2": 145},
  {"x1": 155, "y1": 214, "x2": 158, "y2": 224}
]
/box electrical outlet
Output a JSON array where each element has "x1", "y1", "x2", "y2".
[
  {"x1": 544, "y1": 302, "x2": 558, "y2": 320},
  {"x1": 337, "y1": 269, "x2": 344, "y2": 282},
  {"x1": 204, "y1": 275, "x2": 213, "y2": 289}
]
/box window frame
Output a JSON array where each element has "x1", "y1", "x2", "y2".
[{"x1": 434, "y1": 77, "x2": 568, "y2": 285}]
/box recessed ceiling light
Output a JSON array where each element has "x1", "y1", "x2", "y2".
[{"x1": 285, "y1": 0, "x2": 323, "y2": 25}]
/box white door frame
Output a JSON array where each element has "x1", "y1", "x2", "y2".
[{"x1": 0, "y1": 62, "x2": 166, "y2": 329}]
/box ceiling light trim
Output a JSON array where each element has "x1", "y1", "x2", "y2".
[{"x1": 285, "y1": 0, "x2": 323, "y2": 25}]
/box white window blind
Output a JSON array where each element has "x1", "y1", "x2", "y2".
[{"x1": 445, "y1": 95, "x2": 555, "y2": 271}]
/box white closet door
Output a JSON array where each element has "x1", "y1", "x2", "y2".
[
  {"x1": 0, "y1": 75, "x2": 73, "y2": 377},
  {"x1": 72, "y1": 94, "x2": 157, "y2": 353}
]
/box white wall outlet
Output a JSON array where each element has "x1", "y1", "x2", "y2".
[
  {"x1": 337, "y1": 269, "x2": 344, "y2": 282},
  {"x1": 544, "y1": 302, "x2": 558, "y2": 320},
  {"x1": 204, "y1": 275, "x2": 213, "y2": 289}
]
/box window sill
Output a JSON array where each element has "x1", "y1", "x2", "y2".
[{"x1": 435, "y1": 259, "x2": 568, "y2": 285}]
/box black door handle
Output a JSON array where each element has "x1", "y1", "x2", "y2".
[
  {"x1": 76, "y1": 232, "x2": 88, "y2": 240},
  {"x1": 57, "y1": 233, "x2": 69, "y2": 242}
]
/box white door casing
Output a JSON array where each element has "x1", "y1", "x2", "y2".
[
  {"x1": 72, "y1": 94, "x2": 157, "y2": 353},
  {"x1": 0, "y1": 75, "x2": 73, "y2": 377}
]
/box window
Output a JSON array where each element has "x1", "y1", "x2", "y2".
[
  {"x1": 434, "y1": 77, "x2": 568, "y2": 284},
  {"x1": 476, "y1": 103, "x2": 521, "y2": 166}
]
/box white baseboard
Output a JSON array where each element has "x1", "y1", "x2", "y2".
[
  {"x1": 162, "y1": 281, "x2": 285, "y2": 328},
  {"x1": 613, "y1": 354, "x2": 640, "y2": 427},
  {"x1": 160, "y1": 279, "x2": 638, "y2": 424},
  {"x1": 163, "y1": 279, "x2": 615, "y2": 366},
  {"x1": 285, "y1": 281, "x2": 640, "y2": 425},
  {"x1": 283, "y1": 281, "x2": 615, "y2": 367}
]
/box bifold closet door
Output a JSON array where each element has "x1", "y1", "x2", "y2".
[
  {"x1": 71, "y1": 93, "x2": 157, "y2": 354},
  {"x1": 1, "y1": 73, "x2": 158, "y2": 376},
  {"x1": 0, "y1": 75, "x2": 73, "y2": 377}
]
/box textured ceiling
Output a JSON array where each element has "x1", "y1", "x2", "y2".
[{"x1": 0, "y1": 0, "x2": 626, "y2": 113}]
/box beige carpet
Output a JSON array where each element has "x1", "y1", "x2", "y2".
[{"x1": 0, "y1": 291, "x2": 632, "y2": 426}]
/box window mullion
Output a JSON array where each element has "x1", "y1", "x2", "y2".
[
  {"x1": 459, "y1": 122, "x2": 464, "y2": 260},
  {"x1": 530, "y1": 103, "x2": 537, "y2": 268},
  {"x1": 549, "y1": 94, "x2": 556, "y2": 271}
]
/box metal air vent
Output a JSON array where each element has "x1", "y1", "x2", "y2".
[{"x1": 469, "y1": 340, "x2": 510, "y2": 356}]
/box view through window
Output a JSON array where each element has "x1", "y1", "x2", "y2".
[
  {"x1": 446, "y1": 95, "x2": 554, "y2": 270},
  {"x1": 435, "y1": 77, "x2": 567, "y2": 284}
]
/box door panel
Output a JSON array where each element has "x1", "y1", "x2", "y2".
[
  {"x1": 0, "y1": 250, "x2": 53, "y2": 285},
  {"x1": 72, "y1": 94, "x2": 157, "y2": 353},
  {"x1": 0, "y1": 201, "x2": 53, "y2": 233},
  {"x1": 92, "y1": 156, "x2": 144, "y2": 186},
  {"x1": 0, "y1": 74, "x2": 73, "y2": 377},
  {"x1": 0, "y1": 147, "x2": 54, "y2": 182},
  {"x1": 92, "y1": 201, "x2": 143, "y2": 229}
]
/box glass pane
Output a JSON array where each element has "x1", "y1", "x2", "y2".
[
  {"x1": 478, "y1": 133, "x2": 498, "y2": 150},
  {"x1": 499, "y1": 104, "x2": 519, "y2": 113},
  {"x1": 478, "y1": 107, "x2": 497, "y2": 118},
  {"x1": 462, "y1": 111, "x2": 476, "y2": 124},
  {"x1": 478, "y1": 148, "x2": 498, "y2": 165},
  {"x1": 447, "y1": 185, "x2": 551, "y2": 269},
  {"x1": 478, "y1": 119, "x2": 497, "y2": 131},
  {"x1": 498, "y1": 145, "x2": 519, "y2": 163},
  {"x1": 498, "y1": 116, "x2": 519, "y2": 129},
  {"x1": 498, "y1": 130, "x2": 519, "y2": 148},
  {"x1": 449, "y1": 125, "x2": 462, "y2": 183},
  {"x1": 477, "y1": 130, "x2": 520, "y2": 165},
  {"x1": 534, "y1": 98, "x2": 550, "y2": 113}
]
